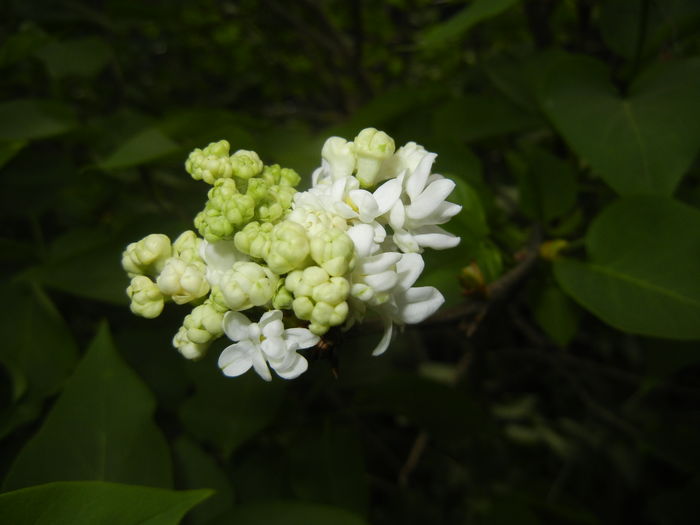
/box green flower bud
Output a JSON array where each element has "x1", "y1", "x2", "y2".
[
  {"x1": 265, "y1": 221, "x2": 310, "y2": 274},
  {"x1": 285, "y1": 266, "x2": 329, "y2": 297},
  {"x1": 195, "y1": 178, "x2": 256, "y2": 241},
  {"x1": 312, "y1": 276, "x2": 350, "y2": 305},
  {"x1": 286, "y1": 266, "x2": 350, "y2": 335},
  {"x1": 309, "y1": 300, "x2": 348, "y2": 335},
  {"x1": 122, "y1": 233, "x2": 172, "y2": 277},
  {"x1": 156, "y1": 258, "x2": 210, "y2": 304},
  {"x1": 292, "y1": 297, "x2": 314, "y2": 320},
  {"x1": 185, "y1": 140, "x2": 233, "y2": 184},
  {"x1": 230, "y1": 149, "x2": 263, "y2": 179},
  {"x1": 183, "y1": 300, "x2": 224, "y2": 344},
  {"x1": 172, "y1": 230, "x2": 203, "y2": 264},
  {"x1": 219, "y1": 261, "x2": 279, "y2": 310},
  {"x1": 272, "y1": 282, "x2": 294, "y2": 310},
  {"x1": 309, "y1": 228, "x2": 355, "y2": 277},
  {"x1": 127, "y1": 275, "x2": 164, "y2": 319},
  {"x1": 260, "y1": 164, "x2": 301, "y2": 187},
  {"x1": 353, "y1": 127, "x2": 395, "y2": 188},
  {"x1": 173, "y1": 326, "x2": 208, "y2": 360},
  {"x1": 209, "y1": 285, "x2": 229, "y2": 312},
  {"x1": 234, "y1": 221, "x2": 273, "y2": 259}
]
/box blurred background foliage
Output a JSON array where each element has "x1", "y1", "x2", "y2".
[{"x1": 1, "y1": 0, "x2": 700, "y2": 523}]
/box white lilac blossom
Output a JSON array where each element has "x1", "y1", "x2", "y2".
[{"x1": 121, "y1": 127, "x2": 461, "y2": 381}]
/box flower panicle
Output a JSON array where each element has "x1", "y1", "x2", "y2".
[{"x1": 121, "y1": 128, "x2": 462, "y2": 380}]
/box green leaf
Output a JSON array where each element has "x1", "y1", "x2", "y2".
[
  {"x1": 420, "y1": 0, "x2": 521, "y2": 49},
  {"x1": 211, "y1": 500, "x2": 368, "y2": 525},
  {"x1": 0, "y1": 481, "x2": 211, "y2": 525},
  {"x1": 515, "y1": 147, "x2": 578, "y2": 223},
  {"x1": 36, "y1": 37, "x2": 112, "y2": 78},
  {"x1": 3, "y1": 322, "x2": 173, "y2": 491},
  {"x1": 0, "y1": 99, "x2": 76, "y2": 141},
  {"x1": 433, "y1": 94, "x2": 541, "y2": 144},
  {"x1": 554, "y1": 196, "x2": 700, "y2": 339},
  {"x1": 531, "y1": 282, "x2": 580, "y2": 347},
  {"x1": 540, "y1": 56, "x2": 700, "y2": 195},
  {"x1": 288, "y1": 420, "x2": 368, "y2": 515},
  {"x1": 172, "y1": 437, "x2": 234, "y2": 525},
  {"x1": 99, "y1": 127, "x2": 180, "y2": 170},
  {"x1": 179, "y1": 352, "x2": 284, "y2": 458},
  {"x1": 0, "y1": 140, "x2": 27, "y2": 169}
]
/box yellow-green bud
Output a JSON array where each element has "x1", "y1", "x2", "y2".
[
  {"x1": 312, "y1": 276, "x2": 349, "y2": 305},
  {"x1": 122, "y1": 233, "x2": 172, "y2": 277},
  {"x1": 173, "y1": 326, "x2": 208, "y2": 360},
  {"x1": 265, "y1": 221, "x2": 310, "y2": 274},
  {"x1": 195, "y1": 178, "x2": 256, "y2": 241},
  {"x1": 185, "y1": 140, "x2": 233, "y2": 184},
  {"x1": 353, "y1": 127, "x2": 395, "y2": 188},
  {"x1": 183, "y1": 301, "x2": 224, "y2": 344},
  {"x1": 219, "y1": 261, "x2": 279, "y2": 310},
  {"x1": 272, "y1": 283, "x2": 294, "y2": 310},
  {"x1": 209, "y1": 286, "x2": 229, "y2": 312},
  {"x1": 230, "y1": 149, "x2": 263, "y2": 179},
  {"x1": 156, "y1": 258, "x2": 210, "y2": 304},
  {"x1": 173, "y1": 230, "x2": 202, "y2": 264},
  {"x1": 234, "y1": 221, "x2": 273, "y2": 259},
  {"x1": 309, "y1": 228, "x2": 355, "y2": 277},
  {"x1": 309, "y1": 300, "x2": 348, "y2": 335},
  {"x1": 292, "y1": 297, "x2": 315, "y2": 321},
  {"x1": 127, "y1": 275, "x2": 164, "y2": 318},
  {"x1": 260, "y1": 164, "x2": 301, "y2": 187},
  {"x1": 286, "y1": 267, "x2": 350, "y2": 335}
]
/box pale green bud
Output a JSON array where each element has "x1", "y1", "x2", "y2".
[
  {"x1": 156, "y1": 258, "x2": 210, "y2": 304},
  {"x1": 234, "y1": 221, "x2": 273, "y2": 259},
  {"x1": 172, "y1": 230, "x2": 202, "y2": 264},
  {"x1": 122, "y1": 233, "x2": 172, "y2": 277},
  {"x1": 353, "y1": 127, "x2": 395, "y2": 188},
  {"x1": 309, "y1": 228, "x2": 355, "y2": 277},
  {"x1": 230, "y1": 149, "x2": 263, "y2": 179},
  {"x1": 127, "y1": 275, "x2": 164, "y2": 319},
  {"x1": 219, "y1": 261, "x2": 279, "y2": 310},
  {"x1": 173, "y1": 326, "x2": 208, "y2": 360},
  {"x1": 292, "y1": 296, "x2": 314, "y2": 320},
  {"x1": 183, "y1": 301, "x2": 224, "y2": 344},
  {"x1": 309, "y1": 300, "x2": 349, "y2": 335},
  {"x1": 260, "y1": 164, "x2": 301, "y2": 187},
  {"x1": 312, "y1": 276, "x2": 349, "y2": 305},
  {"x1": 185, "y1": 140, "x2": 233, "y2": 184},
  {"x1": 265, "y1": 221, "x2": 310, "y2": 274},
  {"x1": 322, "y1": 137, "x2": 356, "y2": 179},
  {"x1": 272, "y1": 283, "x2": 294, "y2": 310},
  {"x1": 285, "y1": 266, "x2": 329, "y2": 297},
  {"x1": 245, "y1": 175, "x2": 297, "y2": 223},
  {"x1": 195, "y1": 178, "x2": 256, "y2": 241},
  {"x1": 209, "y1": 286, "x2": 229, "y2": 312}
]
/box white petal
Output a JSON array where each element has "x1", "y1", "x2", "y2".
[
  {"x1": 261, "y1": 336, "x2": 287, "y2": 360},
  {"x1": 274, "y1": 354, "x2": 309, "y2": 379},
  {"x1": 250, "y1": 349, "x2": 272, "y2": 381},
  {"x1": 389, "y1": 201, "x2": 406, "y2": 229},
  {"x1": 349, "y1": 189, "x2": 379, "y2": 223},
  {"x1": 393, "y1": 229, "x2": 420, "y2": 253},
  {"x1": 405, "y1": 152, "x2": 436, "y2": 201},
  {"x1": 259, "y1": 310, "x2": 283, "y2": 331},
  {"x1": 218, "y1": 342, "x2": 254, "y2": 377},
  {"x1": 223, "y1": 311, "x2": 252, "y2": 341},
  {"x1": 372, "y1": 317, "x2": 393, "y2": 356},
  {"x1": 284, "y1": 328, "x2": 320, "y2": 349},
  {"x1": 358, "y1": 252, "x2": 402, "y2": 275},
  {"x1": 406, "y1": 179, "x2": 456, "y2": 221},
  {"x1": 430, "y1": 202, "x2": 462, "y2": 225},
  {"x1": 396, "y1": 286, "x2": 444, "y2": 324},
  {"x1": 363, "y1": 271, "x2": 399, "y2": 293},
  {"x1": 373, "y1": 178, "x2": 402, "y2": 215},
  {"x1": 396, "y1": 253, "x2": 425, "y2": 289},
  {"x1": 346, "y1": 224, "x2": 376, "y2": 258},
  {"x1": 413, "y1": 227, "x2": 461, "y2": 250}
]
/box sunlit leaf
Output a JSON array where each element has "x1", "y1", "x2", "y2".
[
  {"x1": 0, "y1": 481, "x2": 211, "y2": 525},
  {"x1": 3, "y1": 323, "x2": 173, "y2": 490}
]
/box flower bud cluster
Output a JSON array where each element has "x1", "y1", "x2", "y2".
[{"x1": 122, "y1": 128, "x2": 461, "y2": 379}]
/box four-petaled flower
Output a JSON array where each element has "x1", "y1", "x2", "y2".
[{"x1": 218, "y1": 310, "x2": 319, "y2": 381}]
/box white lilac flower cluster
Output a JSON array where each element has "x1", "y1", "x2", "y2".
[{"x1": 121, "y1": 128, "x2": 461, "y2": 381}]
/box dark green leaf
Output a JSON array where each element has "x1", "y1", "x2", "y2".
[
  {"x1": 541, "y1": 56, "x2": 700, "y2": 195},
  {"x1": 555, "y1": 196, "x2": 700, "y2": 339},
  {"x1": 0, "y1": 481, "x2": 211, "y2": 525},
  {"x1": 3, "y1": 322, "x2": 173, "y2": 490},
  {"x1": 289, "y1": 420, "x2": 368, "y2": 515},
  {"x1": 0, "y1": 99, "x2": 76, "y2": 140},
  {"x1": 531, "y1": 282, "x2": 580, "y2": 347},
  {"x1": 99, "y1": 127, "x2": 180, "y2": 170},
  {"x1": 211, "y1": 500, "x2": 368, "y2": 525},
  {"x1": 172, "y1": 437, "x2": 234, "y2": 525},
  {"x1": 36, "y1": 37, "x2": 112, "y2": 78},
  {"x1": 0, "y1": 140, "x2": 27, "y2": 169},
  {"x1": 420, "y1": 0, "x2": 521, "y2": 49}
]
